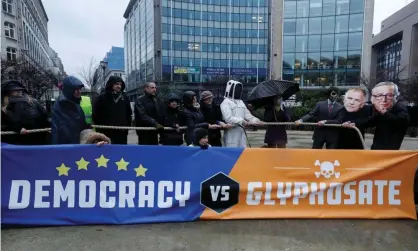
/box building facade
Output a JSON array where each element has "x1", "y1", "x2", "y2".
[
  {"x1": 124, "y1": 0, "x2": 269, "y2": 98},
  {"x1": 370, "y1": 0, "x2": 418, "y2": 81},
  {"x1": 1, "y1": 0, "x2": 65, "y2": 101},
  {"x1": 93, "y1": 46, "x2": 126, "y2": 93},
  {"x1": 271, "y1": 0, "x2": 374, "y2": 88}
]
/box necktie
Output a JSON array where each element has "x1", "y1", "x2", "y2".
[{"x1": 328, "y1": 103, "x2": 333, "y2": 115}]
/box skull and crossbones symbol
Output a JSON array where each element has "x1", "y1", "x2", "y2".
[{"x1": 314, "y1": 160, "x2": 340, "y2": 179}]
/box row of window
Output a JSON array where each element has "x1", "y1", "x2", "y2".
[
  {"x1": 161, "y1": 57, "x2": 268, "y2": 68},
  {"x1": 283, "y1": 69, "x2": 361, "y2": 87},
  {"x1": 283, "y1": 51, "x2": 361, "y2": 70},
  {"x1": 283, "y1": 0, "x2": 364, "y2": 18},
  {"x1": 162, "y1": 41, "x2": 268, "y2": 54},
  {"x1": 162, "y1": 8, "x2": 267, "y2": 23},
  {"x1": 283, "y1": 32, "x2": 363, "y2": 53},
  {"x1": 162, "y1": 24, "x2": 268, "y2": 38},
  {"x1": 163, "y1": 0, "x2": 268, "y2": 7},
  {"x1": 284, "y1": 14, "x2": 364, "y2": 36}
]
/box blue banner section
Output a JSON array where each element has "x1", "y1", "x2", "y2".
[
  {"x1": 162, "y1": 65, "x2": 267, "y2": 76},
  {"x1": 1, "y1": 144, "x2": 243, "y2": 226}
]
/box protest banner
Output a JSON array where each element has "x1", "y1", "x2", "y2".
[{"x1": 2, "y1": 144, "x2": 417, "y2": 226}]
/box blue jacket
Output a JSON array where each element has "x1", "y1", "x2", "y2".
[{"x1": 51, "y1": 76, "x2": 88, "y2": 144}]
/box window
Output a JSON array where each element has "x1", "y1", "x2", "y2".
[
  {"x1": 348, "y1": 32, "x2": 362, "y2": 50},
  {"x1": 322, "y1": 16, "x2": 335, "y2": 34},
  {"x1": 6, "y1": 47, "x2": 16, "y2": 61},
  {"x1": 283, "y1": 19, "x2": 296, "y2": 35},
  {"x1": 335, "y1": 15, "x2": 349, "y2": 33},
  {"x1": 322, "y1": 0, "x2": 336, "y2": 16},
  {"x1": 349, "y1": 14, "x2": 363, "y2": 32},
  {"x1": 4, "y1": 21, "x2": 15, "y2": 38},
  {"x1": 350, "y1": 0, "x2": 364, "y2": 13},
  {"x1": 308, "y1": 17, "x2": 321, "y2": 34},
  {"x1": 321, "y1": 34, "x2": 334, "y2": 51},
  {"x1": 2, "y1": 0, "x2": 13, "y2": 14},
  {"x1": 297, "y1": 0, "x2": 309, "y2": 17},
  {"x1": 336, "y1": 0, "x2": 350, "y2": 15},
  {"x1": 309, "y1": 0, "x2": 322, "y2": 17},
  {"x1": 284, "y1": 1, "x2": 297, "y2": 18},
  {"x1": 296, "y1": 18, "x2": 308, "y2": 35}
]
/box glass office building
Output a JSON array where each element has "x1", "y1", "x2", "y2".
[
  {"x1": 124, "y1": 0, "x2": 269, "y2": 96},
  {"x1": 282, "y1": 0, "x2": 365, "y2": 87}
]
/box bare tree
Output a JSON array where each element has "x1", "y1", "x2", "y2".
[
  {"x1": 399, "y1": 77, "x2": 418, "y2": 105},
  {"x1": 78, "y1": 57, "x2": 100, "y2": 90},
  {"x1": 1, "y1": 58, "x2": 57, "y2": 100}
]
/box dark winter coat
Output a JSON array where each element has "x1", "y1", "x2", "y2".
[
  {"x1": 51, "y1": 76, "x2": 89, "y2": 144},
  {"x1": 264, "y1": 106, "x2": 290, "y2": 145},
  {"x1": 159, "y1": 93, "x2": 184, "y2": 145},
  {"x1": 1, "y1": 81, "x2": 50, "y2": 145},
  {"x1": 200, "y1": 102, "x2": 223, "y2": 147},
  {"x1": 355, "y1": 103, "x2": 410, "y2": 150},
  {"x1": 182, "y1": 91, "x2": 208, "y2": 145},
  {"x1": 337, "y1": 107, "x2": 370, "y2": 150},
  {"x1": 92, "y1": 76, "x2": 132, "y2": 144},
  {"x1": 134, "y1": 93, "x2": 162, "y2": 145}
]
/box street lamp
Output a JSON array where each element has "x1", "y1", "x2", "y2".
[{"x1": 100, "y1": 61, "x2": 108, "y2": 90}]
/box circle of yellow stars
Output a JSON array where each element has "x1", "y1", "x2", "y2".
[{"x1": 56, "y1": 154, "x2": 147, "y2": 177}]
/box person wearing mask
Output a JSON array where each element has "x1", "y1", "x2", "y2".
[
  {"x1": 160, "y1": 93, "x2": 184, "y2": 146},
  {"x1": 92, "y1": 76, "x2": 132, "y2": 144},
  {"x1": 351, "y1": 82, "x2": 409, "y2": 150},
  {"x1": 188, "y1": 128, "x2": 211, "y2": 149},
  {"x1": 338, "y1": 88, "x2": 370, "y2": 149},
  {"x1": 51, "y1": 76, "x2": 90, "y2": 144},
  {"x1": 220, "y1": 80, "x2": 264, "y2": 147},
  {"x1": 295, "y1": 88, "x2": 344, "y2": 149},
  {"x1": 263, "y1": 96, "x2": 291, "y2": 148},
  {"x1": 199, "y1": 90, "x2": 232, "y2": 147},
  {"x1": 1, "y1": 80, "x2": 50, "y2": 145},
  {"x1": 183, "y1": 91, "x2": 219, "y2": 145},
  {"x1": 134, "y1": 82, "x2": 163, "y2": 145}
]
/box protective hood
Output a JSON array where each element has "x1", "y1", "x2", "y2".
[
  {"x1": 61, "y1": 76, "x2": 84, "y2": 102},
  {"x1": 183, "y1": 91, "x2": 196, "y2": 106},
  {"x1": 192, "y1": 128, "x2": 208, "y2": 146},
  {"x1": 224, "y1": 80, "x2": 243, "y2": 100},
  {"x1": 105, "y1": 76, "x2": 125, "y2": 92}
]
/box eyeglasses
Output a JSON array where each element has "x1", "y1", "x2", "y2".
[{"x1": 372, "y1": 93, "x2": 395, "y2": 100}]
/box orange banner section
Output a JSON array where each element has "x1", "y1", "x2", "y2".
[{"x1": 201, "y1": 149, "x2": 418, "y2": 220}]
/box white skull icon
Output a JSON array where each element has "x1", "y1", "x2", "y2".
[{"x1": 314, "y1": 160, "x2": 341, "y2": 179}]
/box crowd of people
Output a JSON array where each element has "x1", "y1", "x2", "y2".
[{"x1": 1, "y1": 76, "x2": 412, "y2": 150}]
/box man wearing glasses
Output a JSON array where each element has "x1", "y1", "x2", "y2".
[{"x1": 353, "y1": 82, "x2": 410, "y2": 150}]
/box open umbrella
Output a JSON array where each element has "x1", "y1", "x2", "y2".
[{"x1": 247, "y1": 80, "x2": 300, "y2": 107}]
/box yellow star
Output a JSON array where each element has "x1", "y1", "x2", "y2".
[
  {"x1": 115, "y1": 158, "x2": 129, "y2": 171},
  {"x1": 76, "y1": 157, "x2": 90, "y2": 171},
  {"x1": 95, "y1": 154, "x2": 109, "y2": 168},
  {"x1": 56, "y1": 163, "x2": 70, "y2": 176},
  {"x1": 134, "y1": 164, "x2": 147, "y2": 177}
]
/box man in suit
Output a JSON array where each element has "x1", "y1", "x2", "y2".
[{"x1": 295, "y1": 88, "x2": 344, "y2": 149}]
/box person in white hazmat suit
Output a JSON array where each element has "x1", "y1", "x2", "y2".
[{"x1": 220, "y1": 80, "x2": 265, "y2": 147}]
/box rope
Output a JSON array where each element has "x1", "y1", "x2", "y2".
[{"x1": 0, "y1": 122, "x2": 366, "y2": 149}]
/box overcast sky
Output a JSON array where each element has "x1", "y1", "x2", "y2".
[{"x1": 43, "y1": 0, "x2": 413, "y2": 77}]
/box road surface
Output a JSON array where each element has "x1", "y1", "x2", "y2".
[{"x1": 2, "y1": 130, "x2": 418, "y2": 251}]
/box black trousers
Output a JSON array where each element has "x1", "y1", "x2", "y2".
[{"x1": 312, "y1": 128, "x2": 339, "y2": 149}]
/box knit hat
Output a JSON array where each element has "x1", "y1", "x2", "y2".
[{"x1": 200, "y1": 91, "x2": 214, "y2": 102}]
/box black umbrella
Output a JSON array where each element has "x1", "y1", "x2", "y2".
[{"x1": 247, "y1": 80, "x2": 300, "y2": 107}]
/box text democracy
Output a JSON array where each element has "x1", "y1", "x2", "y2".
[
  {"x1": 8, "y1": 180, "x2": 191, "y2": 209},
  {"x1": 246, "y1": 181, "x2": 402, "y2": 206}
]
